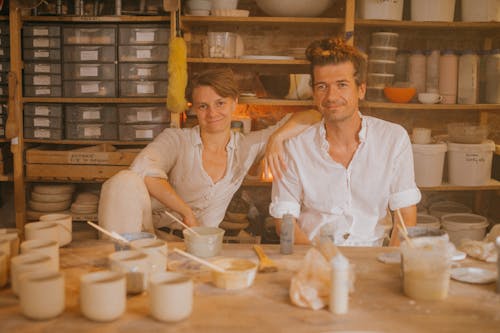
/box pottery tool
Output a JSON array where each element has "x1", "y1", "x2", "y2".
[
  {"x1": 253, "y1": 245, "x2": 278, "y2": 273},
  {"x1": 162, "y1": 210, "x2": 201, "y2": 236},
  {"x1": 396, "y1": 209, "x2": 414, "y2": 247},
  {"x1": 173, "y1": 248, "x2": 226, "y2": 273}
]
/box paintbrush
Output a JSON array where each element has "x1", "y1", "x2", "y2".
[{"x1": 253, "y1": 245, "x2": 278, "y2": 273}]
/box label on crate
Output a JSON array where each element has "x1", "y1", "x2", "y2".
[
  {"x1": 136, "y1": 49, "x2": 152, "y2": 59},
  {"x1": 137, "y1": 83, "x2": 154, "y2": 94},
  {"x1": 33, "y1": 28, "x2": 49, "y2": 36},
  {"x1": 136, "y1": 129, "x2": 153, "y2": 139},
  {"x1": 33, "y1": 38, "x2": 50, "y2": 48},
  {"x1": 84, "y1": 127, "x2": 101, "y2": 137},
  {"x1": 34, "y1": 50, "x2": 49, "y2": 58},
  {"x1": 35, "y1": 88, "x2": 51, "y2": 95},
  {"x1": 81, "y1": 83, "x2": 99, "y2": 94},
  {"x1": 34, "y1": 117, "x2": 50, "y2": 127},
  {"x1": 34, "y1": 129, "x2": 50, "y2": 138},
  {"x1": 136, "y1": 31, "x2": 155, "y2": 42},
  {"x1": 33, "y1": 75, "x2": 51, "y2": 85},
  {"x1": 34, "y1": 106, "x2": 50, "y2": 116},
  {"x1": 82, "y1": 111, "x2": 101, "y2": 120},
  {"x1": 137, "y1": 68, "x2": 152, "y2": 77},
  {"x1": 80, "y1": 66, "x2": 98, "y2": 77},
  {"x1": 80, "y1": 50, "x2": 98, "y2": 61},
  {"x1": 137, "y1": 110, "x2": 153, "y2": 122},
  {"x1": 34, "y1": 64, "x2": 51, "y2": 73}
]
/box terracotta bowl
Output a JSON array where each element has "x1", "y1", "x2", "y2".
[{"x1": 383, "y1": 87, "x2": 416, "y2": 103}]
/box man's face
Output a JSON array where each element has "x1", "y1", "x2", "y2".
[
  {"x1": 312, "y1": 62, "x2": 366, "y2": 124},
  {"x1": 192, "y1": 85, "x2": 236, "y2": 134}
]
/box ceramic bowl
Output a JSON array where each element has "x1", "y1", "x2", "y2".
[
  {"x1": 39, "y1": 213, "x2": 72, "y2": 247},
  {"x1": 211, "y1": 258, "x2": 257, "y2": 290},
  {"x1": 384, "y1": 86, "x2": 416, "y2": 103},
  {"x1": 183, "y1": 227, "x2": 225, "y2": 258},
  {"x1": 256, "y1": 0, "x2": 333, "y2": 17}
]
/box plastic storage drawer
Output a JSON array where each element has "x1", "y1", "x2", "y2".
[
  {"x1": 0, "y1": 62, "x2": 9, "y2": 72},
  {"x1": 65, "y1": 123, "x2": 118, "y2": 140},
  {"x1": 119, "y1": 26, "x2": 169, "y2": 45},
  {"x1": 24, "y1": 85, "x2": 62, "y2": 97},
  {"x1": 118, "y1": 104, "x2": 170, "y2": 124},
  {"x1": 0, "y1": 47, "x2": 9, "y2": 59},
  {"x1": 23, "y1": 48, "x2": 61, "y2": 61},
  {"x1": 118, "y1": 123, "x2": 169, "y2": 141},
  {"x1": 63, "y1": 27, "x2": 116, "y2": 45},
  {"x1": 119, "y1": 63, "x2": 168, "y2": 80},
  {"x1": 118, "y1": 45, "x2": 169, "y2": 62},
  {"x1": 24, "y1": 104, "x2": 63, "y2": 117},
  {"x1": 63, "y1": 63, "x2": 116, "y2": 80},
  {"x1": 24, "y1": 127, "x2": 63, "y2": 140},
  {"x1": 119, "y1": 80, "x2": 167, "y2": 97},
  {"x1": 63, "y1": 45, "x2": 116, "y2": 62},
  {"x1": 23, "y1": 37, "x2": 61, "y2": 49},
  {"x1": 65, "y1": 104, "x2": 117, "y2": 123},
  {"x1": 24, "y1": 74, "x2": 62, "y2": 86},
  {"x1": 23, "y1": 25, "x2": 61, "y2": 37},
  {"x1": 63, "y1": 81, "x2": 116, "y2": 97},
  {"x1": 24, "y1": 116, "x2": 63, "y2": 129},
  {"x1": 24, "y1": 63, "x2": 61, "y2": 74}
]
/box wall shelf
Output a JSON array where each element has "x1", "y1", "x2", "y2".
[
  {"x1": 355, "y1": 19, "x2": 500, "y2": 31},
  {"x1": 23, "y1": 97, "x2": 167, "y2": 104},
  {"x1": 361, "y1": 101, "x2": 500, "y2": 111},
  {"x1": 239, "y1": 98, "x2": 314, "y2": 106},
  {"x1": 182, "y1": 16, "x2": 345, "y2": 26},
  {"x1": 23, "y1": 15, "x2": 171, "y2": 23},
  {"x1": 24, "y1": 139, "x2": 150, "y2": 145},
  {"x1": 188, "y1": 57, "x2": 309, "y2": 65}
]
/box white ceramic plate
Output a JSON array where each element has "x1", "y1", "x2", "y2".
[
  {"x1": 240, "y1": 55, "x2": 294, "y2": 60},
  {"x1": 451, "y1": 267, "x2": 497, "y2": 284}
]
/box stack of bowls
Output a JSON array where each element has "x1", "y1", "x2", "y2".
[
  {"x1": 366, "y1": 32, "x2": 398, "y2": 101},
  {"x1": 185, "y1": 0, "x2": 212, "y2": 16}
]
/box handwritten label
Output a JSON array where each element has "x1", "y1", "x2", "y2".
[
  {"x1": 83, "y1": 111, "x2": 100, "y2": 120},
  {"x1": 137, "y1": 111, "x2": 153, "y2": 122},
  {"x1": 34, "y1": 64, "x2": 51, "y2": 73},
  {"x1": 136, "y1": 49, "x2": 151, "y2": 59},
  {"x1": 137, "y1": 68, "x2": 152, "y2": 77},
  {"x1": 80, "y1": 66, "x2": 98, "y2": 77},
  {"x1": 68, "y1": 152, "x2": 110, "y2": 164},
  {"x1": 34, "y1": 117, "x2": 50, "y2": 127},
  {"x1": 33, "y1": 28, "x2": 49, "y2": 36},
  {"x1": 136, "y1": 129, "x2": 153, "y2": 139},
  {"x1": 34, "y1": 50, "x2": 49, "y2": 58},
  {"x1": 136, "y1": 31, "x2": 155, "y2": 42},
  {"x1": 80, "y1": 50, "x2": 98, "y2": 61},
  {"x1": 84, "y1": 127, "x2": 101, "y2": 137},
  {"x1": 34, "y1": 129, "x2": 50, "y2": 138},
  {"x1": 81, "y1": 83, "x2": 99, "y2": 94},
  {"x1": 137, "y1": 83, "x2": 154, "y2": 94},
  {"x1": 34, "y1": 106, "x2": 50, "y2": 116},
  {"x1": 33, "y1": 38, "x2": 50, "y2": 48},
  {"x1": 33, "y1": 75, "x2": 51, "y2": 85},
  {"x1": 35, "y1": 88, "x2": 51, "y2": 95}
]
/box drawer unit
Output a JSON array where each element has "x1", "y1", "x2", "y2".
[
  {"x1": 24, "y1": 116, "x2": 64, "y2": 129},
  {"x1": 23, "y1": 37, "x2": 61, "y2": 49},
  {"x1": 24, "y1": 104, "x2": 63, "y2": 117},
  {"x1": 24, "y1": 127, "x2": 63, "y2": 140},
  {"x1": 118, "y1": 45, "x2": 169, "y2": 62},
  {"x1": 63, "y1": 63, "x2": 116, "y2": 80},
  {"x1": 119, "y1": 123, "x2": 169, "y2": 141},
  {"x1": 0, "y1": 47, "x2": 9, "y2": 59},
  {"x1": 0, "y1": 62, "x2": 9, "y2": 72},
  {"x1": 119, "y1": 80, "x2": 167, "y2": 97},
  {"x1": 63, "y1": 45, "x2": 116, "y2": 62},
  {"x1": 63, "y1": 26, "x2": 116, "y2": 45},
  {"x1": 118, "y1": 104, "x2": 170, "y2": 124},
  {"x1": 24, "y1": 63, "x2": 61, "y2": 74},
  {"x1": 65, "y1": 123, "x2": 118, "y2": 140},
  {"x1": 23, "y1": 25, "x2": 61, "y2": 37},
  {"x1": 0, "y1": 85, "x2": 6, "y2": 97},
  {"x1": 119, "y1": 63, "x2": 168, "y2": 80},
  {"x1": 63, "y1": 80, "x2": 116, "y2": 97},
  {"x1": 23, "y1": 48, "x2": 61, "y2": 61},
  {"x1": 65, "y1": 104, "x2": 117, "y2": 123},
  {"x1": 119, "y1": 26, "x2": 169, "y2": 45},
  {"x1": 24, "y1": 74, "x2": 62, "y2": 86},
  {"x1": 24, "y1": 85, "x2": 62, "y2": 97}
]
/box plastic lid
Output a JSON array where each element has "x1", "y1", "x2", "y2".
[
  {"x1": 412, "y1": 143, "x2": 447, "y2": 153},
  {"x1": 447, "y1": 140, "x2": 495, "y2": 152}
]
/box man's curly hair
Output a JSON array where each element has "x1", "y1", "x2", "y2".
[{"x1": 305, "y1": 37, "x2": 367, "y2": 87}]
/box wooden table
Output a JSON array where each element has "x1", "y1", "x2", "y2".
[{"x1": 0, "y1": 240, "x2": 499, "y2": 333}]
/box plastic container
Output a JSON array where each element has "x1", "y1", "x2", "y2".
[
  {"x1": 118, "y1": 123, "x2": 169, "y2": 141},
  {"x1": 118, "y1": 45, "x2": 169, "y2": 62},
  {"x1": 367, "y1": 73, "x2": 394, "y2": 88},
  {"x1": 63, "y1": 80, "x2": 116, "y2": 98},
  {"x1": 366, "y1": 86, "x2": 385, "y2": 101},
  {"x1": 371, "y1": 32, "x2": 399, "y2": 47},
  {"x1": 461, "y1": 0, "x2": 499, "y2": 22},
  {"x1": 412, "y1": 143, "x2": 447, "y2": 186},
  {"x1": 24, "y1": 116, "x2": 63, "y2": 129},
  {"x1": 441, "y1": 213, "x2": 489, "y2": 246},
  {"x1": 409, "y1": 51, "x2": 427, "y2": 95},
  {"x1": 119, "y1": 63, "x2": 168, "y2": 80},
  {"x1": 368, "y1": 60, "x2": 395, "y2": 74},
  {"x1": 211, "y1": 0, "x2": 238, "y2": 10},
  {"x1": 23, "y1": 37, "x2": 61, "y2": 49},
  {"x1": 24, "y1": 85, "x2": 62, "y2": 97},
  {"x1": 369, "y1": 46, "x2": 397, "y2": 61},
  {"x1": 447, "y1": 140, "x2": 495, "y2": 186},
  {"x1": 439, "y1": 51, "x2": 458, "y2": 104},
  {"x1": 417, "y1": 213, "x2": 441, "y2": 229},
  {"x1": 485, "y1": 49, "x2": 500, "y2": 103},
  {"x1": 63, "y1": 27, "x2": 116, "y2": 45},
  {"x1": 65, "y1": 104, "x2": 117, "y2": 123},
  {"x1": 24, "y1": 63, "x2": 61, "y2": 74},
  {"x1": 426, "y1": 50, "x2": 440, "y2": 93},
  {"x1": 119, "y1": 26, "x2": 169, "y2": 45},
  {"x1": 358, "y1": 0, "x2": 404, "y2": 20},
  {"x1": 119, "y1": 80, "x2": 168, "y2": 97},
  {"x1": 24, "y1": 74, "x2": 62, "y2": 86},
  {"x1": 211, "y1": 258, "x2": 257, "y2": 290},
  {"x1": 457, "y1": 51, "x2": 479, "y2": 104},
  {"x1": 63, "y1": 63, "x2": 116, "y2": 80},
  {"x1": 63, "y1": 45, "x2": 116, "y2": 62},
  {"x1": 23, "y1": 49, "x2": 61, "y2": 61},
  {"x1": 65, "y1": 123, "x2": 118, "y2": 140},
  {"x1": 182, "y1": 226, "x2": 225, "y2": 258},
  {"x1": 447, "y1": 122, "x2": 489, "y2": 144},
  {"x1": 208, "y1": 32, "x2": 237, "y2": 58},
  {"x1": 429, "y1": 200, "x2": 472, "y2": 218},
  {"x1": 24, "y1": 104, "x2": 63, "y2": 117},
  {"x1": 395, "y1": 51, "x2": 410, "y2": 82},
  {"x1": 411, "y1": 0, "x2": 456, "y2": 22},
  {"x1": 118, "y1": 105, "x2": 170, "y2": 124}
]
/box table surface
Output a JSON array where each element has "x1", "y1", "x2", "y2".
[{"x1": 0, "y1": 240, "x2": 499, "y2": 333}]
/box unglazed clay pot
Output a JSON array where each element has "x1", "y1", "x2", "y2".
[
  {"x1": 21, "y1": 239, "x2": 59, "y2": 270},
  {"x1": 19, "y1": 270, "x2": 65, "y2": 320},
  {"x1": 10, "y1": 252, "x2": 56, "y2": 295},
  {"x1": 39, "y1": 213, "x2": 72, "y2": 246},
  {"x1": 130, "y1": 238, "x2": 168, "y2": 273},
  {"x1": 211, "y1": 258, "x2": 257, "y2": 290},
  {"x1": 24, "y1": 221, "x2": 60, "y2": 244},
  {"x1": 149, "y1": 272, "x2": 193, "y2": 322}
]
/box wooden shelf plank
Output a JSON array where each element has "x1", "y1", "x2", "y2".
[
  {"x1": 361, "y1": 101, "x2": 500, "y2": 111},
  {"x1": 355, "y1": 19, "x2": 500, "y2": 30},
  {"x1": 0, "y1": 174, "x2": 12, "y2": 182},
  {"x1": 188, "y1": 58, "x2": 309, "y2": 65},
  {"x1": 239, "y1": 98, "x2": 314, "y2": 106},
  {"x1": 24, "y1": 139, "x2": 150, "y2": 145},
  {"x1": 0, "y1": 138, "x2": 9, "y2": 143},
  {"x1": 22, "y1": 15, "x2": 170, "y2": 23},
  {"x1": 23, "y1": 97, "x2": 166, "y2": 104},
  {"x1": 182, "y1": 16, "x2": 345, "y2": 25},
  {"x1": 25, "y1": 177, "x2": 106, "y2": 183}
]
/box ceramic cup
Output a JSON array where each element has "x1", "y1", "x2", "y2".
[
  {"x1": 412, "y1": 127, "x2": 432, "y2": 144},
  {"x1": 130, "y1": 238, "x2": 168, "y2": 273},
  {"x1": 0, "y1": 251, "x2": 7, "y2": 287},
  {"x1": 211, "y1": 258, "x2": 257, "y2": 290},
  {"x1": 149, "y1": 272, "x2": 193, "y2": 322},
  {"x1": 0, "y1": 229, "x2": 20, "y2": 257},
  {"x1": 21, "y1": 239, "x2": 60, "y2": 270},
  {"x1": 418, "y1": 92, "x2": 444, "y2": 104},
  {"x1": 24, "y1": 221, "x2": 60, "y2": 244},
  {"x1": 39, "y1": 213, "x2": 72, "y2": 247},
  {"x1": 19, "y1": 270, "x2": 65, "y2": 320},
  {"x1": 108, "y1": 250, "x2": 151, "y2": 294},
  {"x1": 80, "y1": 270, "x2": 126, "y2": 322},
  {"x1": 10, "y1": 252, "x2": 56, "y2": 295},
  {"x1": 183, "y1": 227, "x2": 225, "y2": 258}
]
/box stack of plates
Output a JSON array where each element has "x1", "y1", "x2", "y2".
[
  {"x1": 29, "y1": 184, "x2": 75, "y2": 213},
  {"x1": 71, "y1": 192, "x2": 99, "y2": 215}
]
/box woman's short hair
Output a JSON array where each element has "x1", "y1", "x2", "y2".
[{"x1": 186, "y1": 68, "x2": 239, "y2": 102}]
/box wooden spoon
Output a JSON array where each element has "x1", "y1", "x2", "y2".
[{"x1": 253, "y1": 245, "x2": 278, "y2": 273}]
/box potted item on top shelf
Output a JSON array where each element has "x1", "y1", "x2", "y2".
[{"x1": 255, "y1": 0, "x2": 335, "y2": 17}]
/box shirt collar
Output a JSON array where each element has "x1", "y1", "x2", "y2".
[
  {"x1": 190, "y1": 125, "x2": 236, "y2": 151},
  {"x1": 316, "y1": 111, "x2": 367, "y2": 151}
]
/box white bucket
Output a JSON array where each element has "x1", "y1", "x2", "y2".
[
  {"x1": 441, "y1": 213, "x2": 489, "y2": 245},
  {"x1": 412, "y1": 143, "x2": 447, "y2": 187},
  {"x1": 461, "y1": 0, "x2": 499, "y2": 22},
  {"x1": 447, "y1": 140, "x2": 495, "y2": 186},
  {"x1": 429, "y1": 200, "x2": 472, "y2": 218},
  {"x1": 417, "y1": 213, "x2": 441, "y2": 230},
  {"x1": 412, "y1": 0, "x2": 456, "y2": 22},
  {"x1": 358, "y1": 0, "x2": 404, "y2": 20}
]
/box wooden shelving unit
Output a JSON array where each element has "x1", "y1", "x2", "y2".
[
  {"x1": 23, "y1": 97, "x2": 167, "y2": 104},
  {"x1": 24, "y1": 139, "x2": 150, "y2": 145},
  {"x1": 355, "y1": 19, "x2": 500, "y2": 30}
]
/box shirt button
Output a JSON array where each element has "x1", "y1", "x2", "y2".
[{"x1": 343, "y1": 233, "x2": 350, "y2": 240}]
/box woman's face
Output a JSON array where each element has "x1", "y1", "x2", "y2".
[{"x1": 192, "y1": 85, "x2": 237, "y2": 134}]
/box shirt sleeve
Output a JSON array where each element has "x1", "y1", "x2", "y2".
[
  {"x1": 130, "y1": 128, "x2": 182, "y2": 180},
  {"x1": 388, "y1": 131, "x2": 421, "y2": 210}
]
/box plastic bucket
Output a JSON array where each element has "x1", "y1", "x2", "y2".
[
  {"x1": 429, "y1": 200, "x2": 472, "y2": 218},
  {"x1": 411, "y1": 0, "x2": 456, "y2": 22},
  {"x1": 417, "y1": 213, "x2": 441, "y2": 230},
  {"x1": 358, "y1": 0, "x2": 404, "y2": 20},
  {"x1": 441, "y1": 213, "x2": 489, "y2": 245},
  {"x1": 412, "y1": 143, "x2": 447, "y2": 187},
  {"x1": 461, "y1": 0, "x2": 499, "y2": 22},
  {"x1": 447, "y1": 140, "x2": 495, "y2": 186}
]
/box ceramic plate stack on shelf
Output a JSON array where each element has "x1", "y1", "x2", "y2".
[
  {"x1": 71, "y1": 192, "x2": 99, "y2": 217},
  {"x1": 28, "y1": 184, "x2": 75, "y2": 220},
  {"x1": 366, "y1": 32, "x2": 398, "y2": 102}
]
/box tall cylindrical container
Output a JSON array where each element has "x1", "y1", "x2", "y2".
[
  {"x1": 280, "y1": 214, "x2": 294, "y2": 255},
  {"x1": 329, "y1": 254, "x2": 350, "y2": 315},
  {"x1": 485, "y1": 49, "x2": 500, "y2": 104},
  {"x1": 479, "y1": 50, "x2": 490, "y2": 103},
  {"x1": 426, "y1": 50, "x2": 440, "y2": 93},
  {"x1": 395, "y1": 51, "x2": 410, "y2": 82},
  {"x1": 439, "y1": 50, "x2": 458, "y2": 104},
  {"x1": 457, "y1": 51, "x2": 479, "y2": 104},
  {"x1": 409, "y1": 50, "x2": 427, "y2": 95}
]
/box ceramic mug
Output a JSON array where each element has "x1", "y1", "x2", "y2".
[
  {"x1": 21, "y1": 239, "x2": 60, "y2": 270},
  {"x1": 10, "y1": 252, "x2": 56, "y2": 295},
  {"x1": 24, "y1": 221, "x2": 60, "y2": 244},
  {"x1": 130, "y1": 238, "x2": 168, "y2": 273},
  {"x1": 39, "y1": 213, "x2": 72, "y2": 247},
  {"x1": 80, "y1": 270, "x2": 126, "y2": 322},
  {"x1": 418, "y1": 92, "x2": 444, "y2": 104},
  {"x1": 149, "y1": 272, "x2": 193, "y2": 322},
  {"x1": 108, "y1": 250, "x2": 151, "y2": 294},
  {"x1": 19, "y1": 270, "x2": 65, "y2": 320},
  {"x1": 412, "y1": 127, "x2": 432, "y2": 144}
]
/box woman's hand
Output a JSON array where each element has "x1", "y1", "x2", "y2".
[
  {"x1": 264, "y1": 133, "x2": 287, "y2": 180},
  {"x1": 182, "y1": 209, "x2": 200, "y2": 228}
]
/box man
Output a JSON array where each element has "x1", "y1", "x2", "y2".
[
  {"x1": 98, "y1": 68, "x2": 317, "y2": 238},
  {"x1": 269, "y1": 38, "x2": 421, "y2": 246}
]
